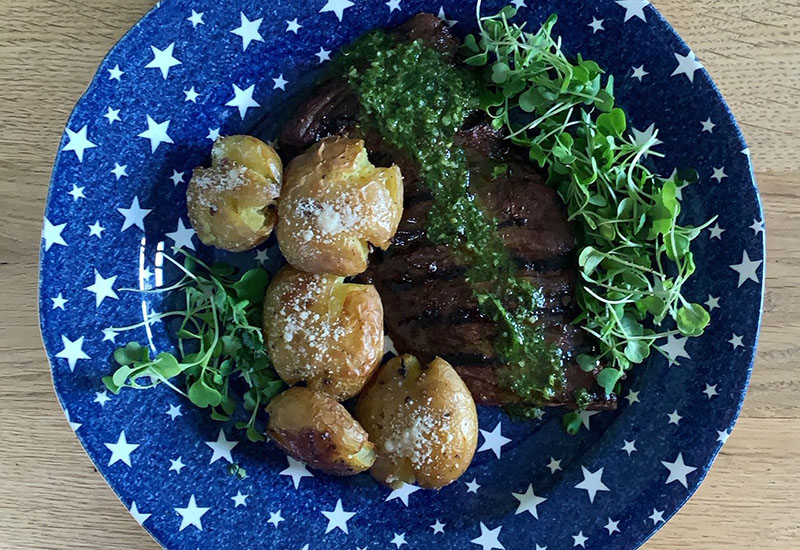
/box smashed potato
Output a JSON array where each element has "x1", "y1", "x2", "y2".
[
  {"x1": 277, "y1": 136, "x2": 403, "y2": 276},
  {"x1": 267, "y1": 387, "x2": 376, "y2": 475},
  {"x1": 356, "y1": 355, "x2": 478, "y2": 489},
  {"x1": 263, "y1": 266, "x2": 383, "y2": 400},
  {"x1": 187, "y1": 135, "x2": 282, "y2": 252}
]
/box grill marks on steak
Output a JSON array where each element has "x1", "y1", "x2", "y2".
[{"x1": 277, "y1": 13, "x2": 617, "y2": 411}]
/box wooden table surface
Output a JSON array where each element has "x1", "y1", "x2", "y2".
[{"x1": 1, "y1": 1, "x2": 798, "y2": 548}]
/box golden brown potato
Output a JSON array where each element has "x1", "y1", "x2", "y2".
[
  {"x1": 277, "y1": 136, "x2": 403, "y2": 276},
  {"x1": 263, "y1": 266, "x2": 383, "y2": 400},
  {"x1": 266, "y1": 387, "x2": 376, "y2": 475},
  {"x1": 356, "y1": 355, "x2": 479, "y2": 489},
  {"x1": 187, "y1": 135, "x2": 282, "y2": 252}
]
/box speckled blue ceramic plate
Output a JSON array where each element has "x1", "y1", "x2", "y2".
[{"x1": 39, "y1": 1, "x2": 764, "y2": 549}]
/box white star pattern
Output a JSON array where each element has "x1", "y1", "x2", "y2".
[
  {"x1": 205, "y1": 429, "x2": 239, "y2": 464},
  {"x1": 667, "y1": 409, "x2": 683, "y2": 425},
  {"x1": 626, "y1": 389, "x2": 640, "y2": 404},
  {"x1": 226, "y1": 84, "x2": 260, "y2": 118},
  {"x1": 511, "y1": 0, "x2": 527, "y2": 8},
  {"x1": 387, "y1": 0, "x2": 402, "y2": 12},
  {"x1": 187, "y1": 10, "x2": 204, "y2": 28},
  {"x1": 662, "y1": 453, "x2": 697, "y2": 488},
  {"x1": 166, "y1": 218, "x2": 196, "y2": 251},
  {"x1": 166, "y1": 404, "x2": 182, "y2": 420},
  {"x1": 708, "y1": 222, "x2": 725, "y2": 240},
  {"x1": 391, "y1": 533, "x2": 408, "y2": 548},
  {"x1": 631, "y1": 65, "x2": 649, "y2": 81},
  {"x1": 750, "y1": 219, "x2": 765, "y2": 235},
  {"x1": 169, "y1": 456, "x2": 186, "y2": 474},
  {"x1": 605, "y1": 518, "x2": 620, "y2": 535},
  {"x1": 471, "y1": 522, "x2": 504, "y2": 550},
  {"x1": 316, "y1": 47, "x2": 332, "y2": 63},
  {"x1": 85, "y1": 269, "x2": 119, "y2": 307},
  {"x1": 660, "y1": 334, "x2": 690, "y2": 363},
  {"x1": 705, "y1": 295, "x2": 720, "y2": 311},
  {"x1": 231, "y1": 491, "x2": 248, "y2": 507},
  {"x1": 55, "y1": 335, "x2": 90, "y2": 371},
  {"x1": 478, "y1": 422, "x2": 511, "y2": 458},
  {"x1": 431, "y1": 519, "x2": 446, "y2": 534},
  {"x1": 672, "y1": 51, "x2": 704, "y2": 82},
  {"x1": 207, "y1": 127, "x2": 221, "y2": 141},
  {"x1": 94, "y1": 390, "x2": 111, "y2": 406},
  {"x1": 145, "y1": 43, "x2": 181, "y2": 79},
  {"x1": 704, "y1": 384, "x2": 718, "y2": 399},
  {"x1": 649, "y1": 509, "x2": 665, "y2": 524},
  {"x1": 108, "y1": 64, "x2": 124, "y2": 81},
  {"x1": 231, "y1": 13, "x2": 263, "y2": 51},
  {"x1": 118, "y1": 196, "x2": 151, "y2": 232},
  {"x1": 64, "y1": 409, "x2": 81, "y2": 431},
  {"x1": 184, "y1": 87, "x2": 199, "y2": 103},
  {"x1": 321, "y1": 499, "x2": 355, "y2": 534},
  {"x1": 267, "y1": 510, "x2": 284, "y2": 527},
  {"x1": 547, "y1": 457, "x2": 562, "y2": 473},
  {"x1": 111, "y1": 163, "x2": 128, "y2": 180},
  {"x1": 279, "y1": 456, "x2": 313, "y2": 489},
  {"x1": 273, "y1": 74, "x2": 288, "y2": 91},
  {"x1": 622, "y1": 440, "x2": 637, "y2": 455},
  {"x1": 701, "y1": 117, "x2": 716, "y2": 133},
  {"x1": 104, "y1": 106, "x2": 121, "y2": 125},
  {"x1": 170, "y1": 170, "x2": 185, "y2": 185},
  {"x1": 588, "y1": 17, "x2": 605, "y2": 33},
  {"x1": 62, "y1": 126, "x2": 97, "y2": 162},
  {"x1": 465, "y1": 478, "x2": 481, "y2": 493},
  {"x1": 51, "y1": 293, "x2": 68, "y2": 310},
  {"x1": 175, "y1": 495, "x2": 209, "y2": 531},
  {"x1": 254, "y1": 248, "x2": 270, "y2": 265},
  {"x1": 572, "y1": 531, "x2": 588, "y2": 547},
  {"x1": 104, "y1": 431, "x2": 139, "y2": 467},
  {"x1": 711, "y1": 167, "x2": 728, "y2": 183},
  {"x1": 386, "y1": 483, "x2": 421, "y2": 506},
  {"x1": 717, "y1": 430, "x2": 731, "y2": 443},
  {"x1": 578, "y1": 410, "x2": 599, "y2": 430},
  {"x1": 631, "y1": 123, "x2": 663, "y2": 150},
  {"x1": 729, "y1": 333, "x2": 744, "y2": 349},
  {"x1": 320, "y1": 0, "x2": 354, "y2": 21},
  {"x1": 67, "y1": 184, "x2": 86, "y2": 201},
  {"x1": 138, "y1": 116, "x2": 174, "y2": 153},
  {"x1": 512, "y1": 484, "x2": 547, "y2": 519},
  {"x1": 286, "y1": 18, "x2": 302, "y2": 33},
  {"x1": 729, "y1": 251, "x2": 762, "y2": 287},
  {"x1": 42, "y1": 218, "x2": 67, "y2": 251},
  {"x1": 129, "y1": 502, "x2": 151, "y2": 526},
  {"x1": 574, "y1": 466, "x2": 610, "y2": 503},
  {"x1": 101, "y1": 328, "x2": 119, "y2": 343},
  {"x1": 437, "y1": 6, "x2": 457, "y2": 27},
  {"x1": 615, "y1": 0, "x2": 649, "y2": 22}
]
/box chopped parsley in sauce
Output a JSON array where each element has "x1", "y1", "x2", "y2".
[{"x1": 339, "y1": 31, "x2": 564, "y2": 405}]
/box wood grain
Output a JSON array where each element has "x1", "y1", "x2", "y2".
[{"x1": 0, "y1": 1, "x2": 798, "y2": 548}]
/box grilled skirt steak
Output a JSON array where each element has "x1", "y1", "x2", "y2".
[{"x1": 277, "y1": 13, "x2": 616, "y2": 411}]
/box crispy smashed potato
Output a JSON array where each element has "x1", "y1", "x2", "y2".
[
  {"x1": 187, "y1": 135, "x2": 282, "y2": 252},
  {"x1": 266, "y1": 387, "x2": 376, "y2": 475},
  {"x1": 277, "y1": 136, "x2": 403, "y2": 276},
  {"x1": 356, "y1": 355, "x2": 478, "y2": 489},
  {"x1": 263, "y1": 266, "x2": 384, "y2": 400}
]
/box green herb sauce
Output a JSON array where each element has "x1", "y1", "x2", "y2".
[{"x1": 340, "y1": 32, "x2": 564, "y2": 404}]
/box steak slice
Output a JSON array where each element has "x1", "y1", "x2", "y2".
[{"x1": 277, "y1": 13, "x2": 616, "y2": 411}]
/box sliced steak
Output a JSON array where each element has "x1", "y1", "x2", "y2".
[{"x1": 277, "y1": 13, "x2": 616, "y2": 411}]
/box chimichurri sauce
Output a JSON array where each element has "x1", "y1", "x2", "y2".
[{"x1": 339, "y1": 31, "x2": 564, "y2": 405}]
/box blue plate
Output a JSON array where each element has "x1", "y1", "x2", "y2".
[{"x1": 39, "y1": 1, "x2": 765, "y2": 549}]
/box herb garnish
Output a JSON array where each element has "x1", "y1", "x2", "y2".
[
  {"x1": 103, "y1": 253, "x2": 284, "y2": 442},
  {"x1": 464, "y1": 5, "x2": 714, "y2": 396}
]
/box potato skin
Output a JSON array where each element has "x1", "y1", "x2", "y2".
[
  {"x1": 267, "y1": 387, "x2": 376, "y2": 475},
  {"x1": 356, "y1": 355, "x2": 479, "y2": 489},
  {"x1": 277, "y1": 136, "x2": 403, "y2": 276},
  {"x1": 263, "y1": 266, "x2": 384, "y2": 400},
  {"x1": 187, "y1": 135, "x2": 282, "y2": 252}
]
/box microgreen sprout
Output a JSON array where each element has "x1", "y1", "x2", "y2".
[
  {"x1": 103, "y1": 251, "x2": 284, "y2": 442},
  {"x1": 465, "y1": 5, "x2": 715, "y2": 394}
]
